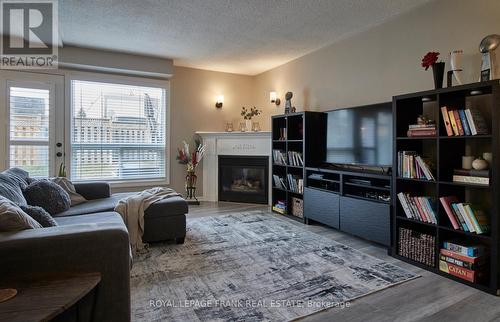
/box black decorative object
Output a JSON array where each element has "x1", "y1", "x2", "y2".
[
  {"x1": 432, "y1": 62, "x2": 445, "y2": 89},
  {"x1": 284, "y1": 92, "x2": 293, "y2": 114}
]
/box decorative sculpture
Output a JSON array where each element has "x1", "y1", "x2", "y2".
[{"x1": 284, "y1": 92, "x2": 293, "y2": 114}]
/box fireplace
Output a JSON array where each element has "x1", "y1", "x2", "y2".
[{"x1": 218, "y1": 156, "x2": 269, "y2": 204}]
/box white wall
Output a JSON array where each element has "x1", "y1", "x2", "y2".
[{"x1": 253, "y1": 0, "x2": 500, "y2": 129}]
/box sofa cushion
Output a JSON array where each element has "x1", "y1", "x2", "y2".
[
  {"x1": 54, "y1": 211, "x2": 126, "y2": 227},
  {"x1": 50, "y1": 177, "x2": 86, "y2": 206},
  {"x1": 24, "y1": 180, "x2": 71, "y2": 215},
  {"x1": 55, "y1": 192, "x2": 188, "y2": 218},
  {"x1": 19, "y1": 205, "x2": 58, "y2": 227},
  {"x1": 0, "y1": 168, "x2": 30, "y2": 205},
  {"x1": 0, "y1": 196, "x2": 42, "y2": 232},
  {"x1": 54, "y1": 193, "x2": 129, "y2": 217}
]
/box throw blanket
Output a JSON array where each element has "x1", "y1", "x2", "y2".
[{"x1": 115, "y1": 187, "x2": 180, "y2": 254}]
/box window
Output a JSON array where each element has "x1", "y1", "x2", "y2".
[
  {"x1": 9, "y1": 86, "x2": 51, "y2": 177},
  {"x1": 71, "y1": 80, "x2": 167, "y2": 182}
]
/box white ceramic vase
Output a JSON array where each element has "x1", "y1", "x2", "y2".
[{"x1": 450, "y1": 50, "x2": 464, "y2": 85}]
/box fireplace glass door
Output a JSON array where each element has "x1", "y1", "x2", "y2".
[{"x1": 218, "y1": 156, "x2": 268, "y2": 204}]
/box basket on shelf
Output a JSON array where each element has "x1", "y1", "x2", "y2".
[
  {"x1": 398, "y1": 227, "x2": 436, "y2": 267},
  {"x1": 291, "y1": 197, "x2": 304, "y2": 218}
]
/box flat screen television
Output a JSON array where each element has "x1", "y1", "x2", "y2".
[{"x1": 326, "y1": 103, "x2": 393, "y2": 166}]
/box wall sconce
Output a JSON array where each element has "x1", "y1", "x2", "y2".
[
  {"x1": 270, "y1": 91, "x2": 280, "y2": 106},
  {"x1": 215, "y1": 95, "x2": 224, "y2": 108}
]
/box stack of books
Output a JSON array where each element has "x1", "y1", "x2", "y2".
[
  {"x1": 439, "y1": 241, "x2": 488, "y2": 283},
  {"x1": 272, "y1": 175, "x2": 287, "y2": 190},
  {"x1": 439, "y1": 196, "x2": 489, "y2": 234},
  {"x1": 397, "y1": 151, "x2": 435, "y2": 180},
  {"x1": 453, "y1": 169, "x2": 490, "y2": 186},
  {"x1": 272, "y1": 150, "x2": 287, "y2": 165},
  {"x1": 287, "y1": 174, "x2": 303, "y2": 194},
  {"x1": 407, "y1": 124, "x2": 436, "y2": 137},
  {"x1": 272, "y1": 200, "x2": 287, "y2": 214},
  {"x1": 397, "y1": 193, "x2": 437, "y2": 224},
  {"x1": 441, "y1": 106, "x2": 489, "y2": 136},
  {"x1": 287, "y1": 151, "x2": 304, "y2": 166}
]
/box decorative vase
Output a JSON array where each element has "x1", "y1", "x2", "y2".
[
  {"x1": 472, "y1": 157, "x2": 489, "y2": 170},
  {"x1": 185, "y1": 170, "x2": 199, "y2": 204},
  {"x1": 245, "y1": 120, "x2": 252, "y2": 132},
  {"x1": 450, "y1": 50, "x2": 464, "y2": 85},
  {"x1": 462, "y1": 156, "x2": 474, "y2": 170},
  {"x1": 483, "y1": 152, "x2": 492, "y2": 165},
  {"x1": 252, "y1": 122, "x2": 260, "y2": 132},
  {"x1": 432, "y1": 62, "x2": 445, "y2": 89}
]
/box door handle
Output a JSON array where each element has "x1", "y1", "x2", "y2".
[
  {"x1": 56, "y1": 152, "x2": 63, "y2": 157},
  {"x1": 56, "y1": 142, "x2": 62, "y2": 148}
]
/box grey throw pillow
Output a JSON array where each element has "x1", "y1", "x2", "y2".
[
  {"x1": 0, "y1": 196, "x2": 42, "y2": 232},
  {"x1": 19, "y1": 205, "x2": 58, "y2": 227},
  {"x1": 23, "y1": 179, "x2": 71, "y2": 215},
  {"x1": 50, "y1": 177, "x2": 86, "y2": 206},
  {"x1": 0, "y1": 168, "x2": 29, "y2": 206}
]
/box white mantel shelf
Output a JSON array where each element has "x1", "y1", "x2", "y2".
[{"x1": 196, "y1": 131, "x2": 272, "y2": 204}]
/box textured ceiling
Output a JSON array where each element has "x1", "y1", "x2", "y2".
[{"x1": 59, "y1": 0, "x2": 431, "y2": 75}]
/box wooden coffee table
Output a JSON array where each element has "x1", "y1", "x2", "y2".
[{"x1": 0, "y1": 273, "x2": 101, "y2": 322}]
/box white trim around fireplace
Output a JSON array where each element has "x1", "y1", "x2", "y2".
[{"x1": 196, "y1": 131, "x2": 272, "y2": 204}]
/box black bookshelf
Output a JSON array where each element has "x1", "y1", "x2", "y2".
[
  {"x1": 271, "y1": 112, "x2": 326, "y2": 221},
  {"x1": 391, "y1": 80, "x2": 500, "y2": 295}
]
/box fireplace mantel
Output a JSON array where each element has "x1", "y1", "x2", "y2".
[{"x1": 196, "y1": 131, "x2": 271, "y2": 203}]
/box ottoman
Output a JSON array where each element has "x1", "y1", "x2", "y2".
[{"x1": 142, "y1": 195, "x2": 188, "y2": 244}]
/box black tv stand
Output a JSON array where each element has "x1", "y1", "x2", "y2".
[{"x1": 304, "y1": 166, "x2": 391, "y2": 246}]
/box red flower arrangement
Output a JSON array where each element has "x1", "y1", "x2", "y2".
[
  {"x1": 177, "y1": 140, "x2": 206, "y2": 172},
  {"x1": 421, "y1": 52, "x2": 440, "y2": 70}
]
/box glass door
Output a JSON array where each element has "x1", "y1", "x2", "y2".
[{"x1": 0, "y1": 71, "x2": 64, "y2": 177}]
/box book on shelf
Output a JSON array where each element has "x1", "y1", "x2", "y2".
[
  {"x1": 439, "y1": 260, "x2": 486, "y2": 283},
  {"x1": 458, "y1": 110, "x2": 472, "y2": 136},
  {"x1": 441, "y1": 105, "x2": 489, "y2": 136},
  {"x1": 439, "y1": 196, "x2": 461, "y2": 230},
  {"x1": 443, "y1": 240, "x2": 485, "y2": 257},
  {"x1": 287, "y1": 151, "x2": 304, "y2": 167},
  {"x1": 287, "y1": 174, "x2": 303, "y2": 194},
  {"x1": 397, "y1": 192, "x2": 437, "y2": 224},
  {"x1": 453, "y1": 110, "x2": 465, "y2": 135},
  {"x1": 440, "y1": 196, "x2": 490, "y2": 234},
  {"x1": 407, "y1": 124, "x2": 437, "y2": 137},
  {"x1": 453, "y1": 169, "x2": 490, "y2": 178},
  {"x1": 397, "y1": 151, "x2": 435, "y2": 180},
  {"x1": 439, "y1": 253, "x2": 487, "y2": 271},
  {"x1": 272, "y1": 200, "x2": 287, "y2": 214},
  {"x1": 272, "y1": 149, "x2": 287, "y2": 165},
  {"x1": 440, "y1": 248, "x2": 487, "y2": 268},
  {"x1": 407, "y1": 128, "x2": 437, "y2": 137},
  {"x1": 452, "y1": 175, "x2": 489, "y2": 186},
  {"x1": 272, "y1": 174, "x2": 287, "y2": 190}
]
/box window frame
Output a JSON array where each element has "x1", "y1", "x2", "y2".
[{"x1": 65, "y1": 71, "x2": 170, "y2": 187}]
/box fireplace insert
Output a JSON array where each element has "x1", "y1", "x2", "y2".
[{"x1": 218, "y1": 155, "x2": 268, "y2": 204}]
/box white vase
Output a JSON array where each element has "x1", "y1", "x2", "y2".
[
  {"x1": 245, "y1": 120, "x2": 252, "y2": 131},
  {"x1": 450, "y1": 50, "x2": 464, "y2": 85}
]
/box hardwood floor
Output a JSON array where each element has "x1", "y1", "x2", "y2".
[{"x1": 188, "y1": 202, "x2": 500, "y2": 322}]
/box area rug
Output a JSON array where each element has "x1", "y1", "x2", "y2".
[{"x1": 131, "y1": 211, "x2": 418, "y2": 322}]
